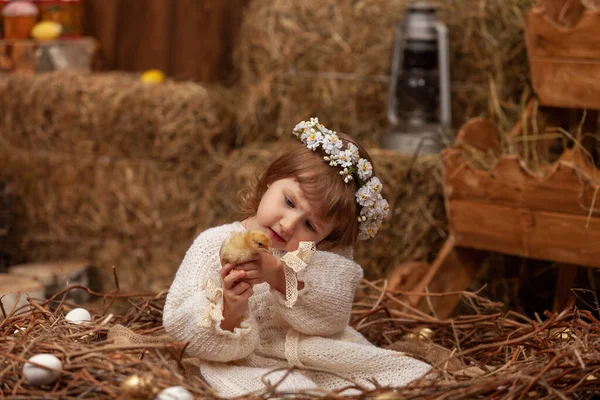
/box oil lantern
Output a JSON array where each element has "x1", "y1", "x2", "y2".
[{"x1": 381, "y1": 1, "x2": 451, "y2": 155}]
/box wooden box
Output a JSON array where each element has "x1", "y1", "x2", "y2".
[
  {"x1": 387, "y1": 110, "x2": 600, "y2": 318},
  {"x1": 524, "y1": 5, "x2": 600, "y2": 109},
  {"x1": 442, "y1": 118, "x2": 600, "y2": 268}
]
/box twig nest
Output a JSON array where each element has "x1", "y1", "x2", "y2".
[
  {"x1": 155, "y1": 386, "x2": 194, "y2": 400},
  {"x1": 65, "y1": 308, "x2": 92, "y2": 324},
  {"x1": 373, "y1": 392, "x2": 403, "y2": 400},
  {"x1": 2, "y1": 1, "x2": 38, "y2": 17},
  {"x1": 23, "y1": 354, "x2": 62, "y2": 386}
]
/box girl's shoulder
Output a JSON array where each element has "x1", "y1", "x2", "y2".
[
  {"x1": 199, "y1": 221, "x2": 245, "y2": 237},
  {"x1": 312, "y1": 248, "x2": 361, "y2": 269},
  {"x1": 190, "y1": 222, "x2": 245, "y2": 247}
]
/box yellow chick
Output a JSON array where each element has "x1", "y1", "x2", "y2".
[{"x1": 219, "y1": 231, "x2": 272, "y2": 266}]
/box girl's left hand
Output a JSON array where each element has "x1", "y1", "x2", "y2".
[{"x1": 233, "y1": 252, "x2": 285, "y2": 290}]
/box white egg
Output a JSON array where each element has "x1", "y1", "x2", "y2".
[
  {"x1": 65, "y1": 308, "x2": 91, "y2": 324},
  {"x1": 23, "y1": 354, "x2": 62, "y2": 386},
  {"x1": 155, "y1": 386, "x2": 194, "y2": 400}
]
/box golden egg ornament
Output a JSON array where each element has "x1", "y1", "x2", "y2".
[
  {"x1": 141, "y1": 69, "x2": 166, "y2": 84},
  {"x1": 120, "y1": 373, "x2": 158, "y2": 398},
  {"x1": 417, "y1": 327, "x2": 434, "y2": 340}
]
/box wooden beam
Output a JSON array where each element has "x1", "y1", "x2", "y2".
[
  {"x1": 449, "y1": 199, "x2": 600, "y2": 268},
  {"x1": 407, "y1": 236, "x2": 485, "y2": 318},
  {"x1": 528, "y1": 58, "x2": 600, "y2": 110},
  {"x1": 442, "y1": 148, "x2": 599, "y2": 217}
]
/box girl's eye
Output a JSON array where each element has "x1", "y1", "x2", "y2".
[
  {"x1": 306, "y1": 221, "x2": 316, "y2": 232},
  {"x1": 285, "y1": 196, "x2": 294, "y2": 207}
]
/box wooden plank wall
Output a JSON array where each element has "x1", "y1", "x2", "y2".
[{"x1": 84, "y1": 0, "x2": 251, "y2": 83}]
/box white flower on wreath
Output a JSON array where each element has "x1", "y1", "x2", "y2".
[
  {"x1": 305, "y1": 129, "x2": 323, "y2": 150},
  {"x1": 338, "y1": 150, "x2": 355, "y2": 168},
  {"x1": 322, "y1": 132, "x2": 343, "y2": 153},
  {"x1": 356, "y1": 186, "x2": 376, "y2": 207},
  {"x1": 359, "y1": 220, "x2": 380, "y2": 240},
  {"x1": 366, "y1": 177, "x2": 382, "y2": 194},
  {"x1": 293, "y1": 121, "x2": 308, "y2": 135},
  {"x1": 346, "y1": 143, "x2": 360, "y2": 163},
  {"x1": 357, "y1": 158, "x2": 373, "y2": 181}
]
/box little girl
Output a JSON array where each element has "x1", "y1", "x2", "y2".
[{"x1": 163, "y1": 118, "x2": 431, "y2": 397}]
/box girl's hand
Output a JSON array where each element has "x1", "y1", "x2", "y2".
[
  {"x1": 220, "y1": 263, "x2": 253, "y2": 331},
  {"x1": 233, "y1": 252, "x2": 286, "y2": 293}
]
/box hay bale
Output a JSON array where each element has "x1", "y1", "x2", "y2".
[
  {"x1": 0, "y1": 70, "x2": 239, "y2": 291},
  {"x1": 0, "y1": 143, "x2": 217, "y2": 292},
  {"x1": 235, "y1": 74, "x2": 389, "y2": 148},
  {"x1": 234, "y1": 0, "x2": 408, "y2": 82},
  {"x1": 200, "y1": 142, "x2": 446, "y2": 278},
  {"x1": 233, "y1": 0, "x2": 532, "y2": 145},
  {"x1": 0, "y1": 70, "x2": 233, "y2": 166},
  {"x1": 0, "y1": 148, "x2": 212, "y2": 236}
]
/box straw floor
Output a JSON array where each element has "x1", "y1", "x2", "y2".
[{"x1": 1, "y1": 279, "x2": 598, "y2": 399}]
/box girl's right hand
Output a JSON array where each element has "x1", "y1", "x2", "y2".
[{"x1": 220, "y1": 263, "x2": 254, "y2": 331}]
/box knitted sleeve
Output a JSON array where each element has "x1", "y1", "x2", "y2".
[
  {"x1": 271, "y1": 251, "x2": 363, "y2": 336},
  {"x1": 163, "y1": 224, "x2": 260, "y2": 362}
]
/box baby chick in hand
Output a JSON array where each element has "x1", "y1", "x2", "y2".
[{"x1": 219, "y1": 231, "x2": 272, "y2": 266}]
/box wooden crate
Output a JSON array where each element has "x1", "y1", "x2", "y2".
[
  {"x1": 387, "y1": 112, "x2": 600, "y2": 318},
  {"x1": 524, "y1": 5, "x2": 600, "y2": 109},
  {"x1": 443, "y1": 118, "x2": 600, "y2": 267}
]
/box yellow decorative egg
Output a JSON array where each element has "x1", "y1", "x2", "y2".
[
  {"x1": 141, "y1": 69, "x2": 166, "y2": 84},
  {"x1": 31, "y1": 21, "x2": 62, "y2": 41}
]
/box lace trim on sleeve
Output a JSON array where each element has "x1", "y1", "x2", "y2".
[
  {"x1": 199, "y1": 274, "x2": 253, "y2": 338},
  {"x1": 279, "y1": 242, "x2": 316, "y2": 308}
]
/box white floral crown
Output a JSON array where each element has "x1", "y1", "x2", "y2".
[{"x1": 292, "y1": 117, "x2": 389, "y2": 240}]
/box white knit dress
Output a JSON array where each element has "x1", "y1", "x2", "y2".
[{"x1": 163, "y1": 222, "x2": 431, "y2": 397}]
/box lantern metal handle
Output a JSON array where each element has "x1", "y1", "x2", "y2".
[
  {"x1": 387, "y1": 22, "x2": 405, "y2": 127},
  {"x1": 434, "y1": 20, "x2": 451, "y2": 131}
]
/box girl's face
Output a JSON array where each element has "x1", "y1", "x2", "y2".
[{"x1": 243, "y1": 178, "x2": 336, "y2": 252}]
